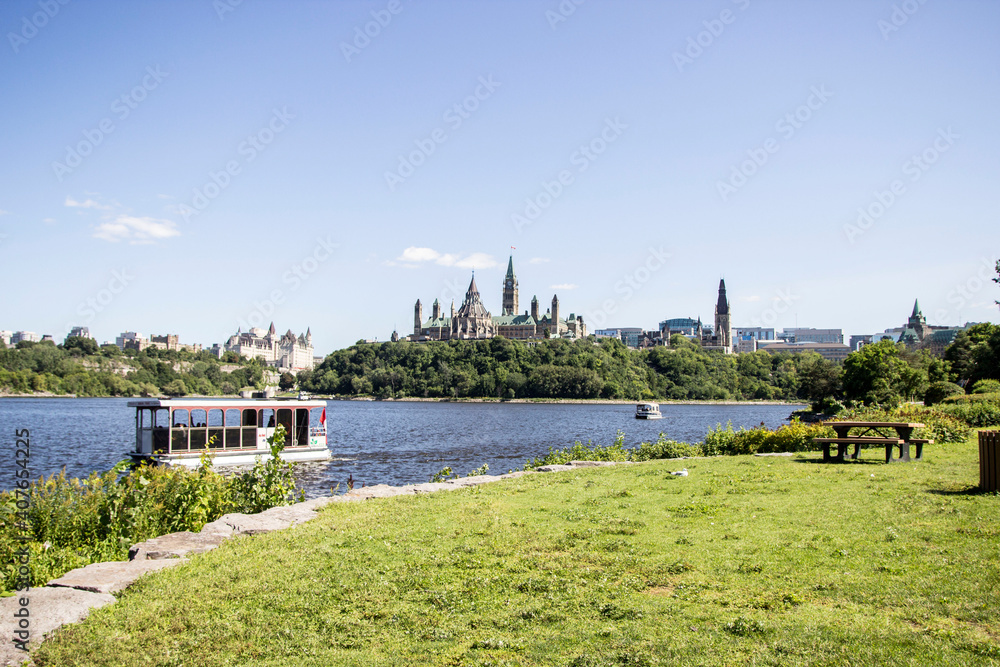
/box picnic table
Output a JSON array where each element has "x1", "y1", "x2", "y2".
[{"x1": 813, "y1": 421, "x2": 932, "y2": 463}]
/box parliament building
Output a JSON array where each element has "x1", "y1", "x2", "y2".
[{"x1": 409, "y1": 256, "x2": 587, "y2": 342}]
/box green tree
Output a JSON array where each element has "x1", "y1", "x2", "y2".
[
  {"x1": 842, "y1": 340, "x2": 925, "y2": 406},
  {"x1": 278, "y1": 372, "x2": 296, "y2": 391},
  {"x1": 62, "y1": 336, "x2": 99, "y2": 356}
]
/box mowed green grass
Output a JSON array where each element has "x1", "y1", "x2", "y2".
[{"x1": 35, "y1": 439, "x2": 1000, "y2": 666}]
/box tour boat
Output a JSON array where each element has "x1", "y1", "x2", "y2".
[
  {"x1": 127, "y1": 398, "x2": 331, "y2": 467},
  {"x1": 635, "y1": 402, "x2": 663, "y2": 419}
]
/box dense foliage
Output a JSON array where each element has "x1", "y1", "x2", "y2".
[
  {"x1": 300, "y1": 336, "x2": 834, "y2": 401},
  {"x1": 0, "y1": 427, "x2": 301, "y2": 594},
  {"x1": 0, "y1": 339, "x2": 267, "y2": 397}
]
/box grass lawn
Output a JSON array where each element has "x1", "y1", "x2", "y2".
[{"x1": 34, "y1": 436, "x2": 1000, "y2": 666}]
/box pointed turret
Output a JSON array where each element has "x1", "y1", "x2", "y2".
[
  {"x1": 268, "y1": 321, "x2": 276, "y2": 336},
  {"x1": 505, "y1": 255, "x2": 516, "y2": 281},
  {"x1": 911, "y1": 299, "x2": 922, "y2": 318},
  {"x1": 716, "y1": 279, "x2": 729, "y2": 315}
]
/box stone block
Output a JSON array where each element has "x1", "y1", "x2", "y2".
[
  {"x1": 128, "y1": 530, "x2": 230, "y2": 561},
  {"x1": 0, "y1": 587, "x2": 115, "y2": 664},
  {"x1": 47, "y1": 559, "x2": 188, "y2": 595}
]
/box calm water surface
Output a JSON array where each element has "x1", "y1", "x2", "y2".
[{"x1": 0, "y1": 398, "x2": 804, "y2": 498}]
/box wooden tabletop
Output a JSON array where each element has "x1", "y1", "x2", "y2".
[{"x1": 822, "y1": 421, "x2": 924, "y2": 428}]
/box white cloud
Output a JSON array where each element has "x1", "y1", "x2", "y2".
[
  {"x1": 395, "y1": 247, "x2": 498, "y2": 270},
  {"x1": 399, "y1": 246, "x2": 441, "y2": 263},
  {"x1": 93, "y1": 215, "x2": 180, "y2": 244},
  {"x1": 42, "y1": 218, "x2": 56, "y2": 224},
  {"x1": 529, "y1": 257, "x2": 550, "y2": 264},
  {"x1": 65, "y1": 196, "x2": 112, "y2": 210},
  {"x1": 550, "y1": 283, "x2": 578, "y2": 290},
  {"x1": 0, "y1": 209, "x2": 9, "y2": 216}
]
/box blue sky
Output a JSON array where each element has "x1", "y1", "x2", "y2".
[{"x1": 1, "y1": 0, "x2": 997, "y2": 353}]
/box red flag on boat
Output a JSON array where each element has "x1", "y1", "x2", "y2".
[{"x1": 320, "y1": 408, "x2": 326, "y2": 424}]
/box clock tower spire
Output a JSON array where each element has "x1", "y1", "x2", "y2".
[{"x1": 502, "y1": 254, "x2": 519, "y2": 316}]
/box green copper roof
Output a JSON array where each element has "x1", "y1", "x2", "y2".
[
  {"x1": 911, "y1": 299, "x2": 922, "y2": 318},
  {"x1": 505, "y1": 255, "x2": 516, "y2": 281}
]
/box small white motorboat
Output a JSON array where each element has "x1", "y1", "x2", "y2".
[{"x1": 635, "y1": 402, "x2": 662, "y2": 419}]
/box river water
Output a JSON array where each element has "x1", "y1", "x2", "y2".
[{"x1": 0, "y1": 398, "x2": 803, "y2": 498}]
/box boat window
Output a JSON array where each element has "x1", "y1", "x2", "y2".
[
  {"x1": 138, "y1": 409, "x2": 151, "y2": 431},
  {"x1": 154, "y1": 408, "x2": 169, "y2": 428},
  {"x1": 294, "y1": 408, "x2": 310, "y2": 446},
  {"x1": 277, "y1": 409, "x2": 293, "y2": 439},
  {"x1": 225, "y1": 409, "x2": 241, "y2": 427},
  {"x1": 242, "y1": 408, "x2": 258, "y2": 427},
  {"x1": 208, "y1": 409, "x2": 224, "y2": 427},
  {"x1": 310, "y1": 407, "x2": 326, "y2": 428},
  {"x1": 172, "y1": 409, "x2": 189, "y2": 427},
  {"x1": 261, "y1": 408, "x2": 276, "y2": 428},
  {"x1": 191, "y1": 409, "x2": 207, "y2": 429}
]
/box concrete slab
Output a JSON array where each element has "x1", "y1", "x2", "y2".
[
  {"x1": 570, "y1": 460, "x2": 623, "y2": 467},
  {"x1": 129, "y1": 530, "x2": 230, "y2": 561},
  {"x1": 0, "y1": 587, "x2": 115, "y2": 664},
  {"x1": 46, "y1": 558, "x2": 188, "y2": 595}
]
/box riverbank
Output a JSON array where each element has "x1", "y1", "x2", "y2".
[
  {"x1": 0, "y1": 392, "x2": 802, "y2": 406},
  {"x1": 27, "y1": 435, "x2": 1000, "y2": 666}
]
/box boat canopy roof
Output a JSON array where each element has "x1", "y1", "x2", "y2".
[
  {"x1": 636, "y1": 402, "x2": 660, "y2": 408},
  {"x1": 127, "y1": 398, "x2": 327, "y2": 409}
]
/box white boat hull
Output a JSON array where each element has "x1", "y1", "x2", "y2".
[{"x1": 131, "y1": 447, "x2": 332, "y2": 468}]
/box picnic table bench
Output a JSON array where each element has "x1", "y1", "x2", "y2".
[{"x1": 813, "y1": 421, "x2": 932, "y2": 463}]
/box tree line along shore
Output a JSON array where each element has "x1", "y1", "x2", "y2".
[{"x1": 1, "y1": 326, "x2": 999, "y2": 410}]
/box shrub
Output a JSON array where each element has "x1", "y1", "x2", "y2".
[
  {"x1": 0, "y1": 427, "x2": 301, "y2": 594},
  {"x1": 631, "y1": 434, "x2": 702, "y2": 461},
  {"x1": 971, "y1": 379, "x2": 1000, "y2": 395},
  {"x1": 700, "y1": 420, "x2": 833, "y2": 456},
  {"x1": 937, "y1": 399, "x2": 1000, "y2": 427},
  {"x1": 924, "y1": 381, "x2": 964, "y2": 406},
  {"x1": 525, "y1": 431, "x2": 632, "y2": 469}
]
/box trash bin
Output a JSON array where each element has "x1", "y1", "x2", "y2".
[{"x1": 980, "y1": 431, "x2": 1000, "y2": 492}]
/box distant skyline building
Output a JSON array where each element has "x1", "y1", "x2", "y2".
[
  {"x1": 780, "y1": 328, "x2": 844, "y2": 344},
  {"x1": 66, "y1": 326, "x2": 93, "y2": 341},
  {"x1": 759, "y1": 341, "x2": 851, "y2": 363}
]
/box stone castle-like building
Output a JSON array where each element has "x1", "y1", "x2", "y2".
[
  {"x1": 219, "y1": 322, "x2": 315, "y2": 371},
  {"x1": 410, "y1": 256, "x2": 586, "y2": 342}
]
